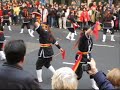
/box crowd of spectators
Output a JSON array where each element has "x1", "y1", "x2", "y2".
[{"x1": 0, "y1": 0, "x2": 119, "y2": 31}]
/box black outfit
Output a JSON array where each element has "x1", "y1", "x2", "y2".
[
  {"x1": 2, "y1": 9, "x2": 10, "y2": 26},
  {"x1": 103, "y1": 15, "x2": 114, "y2": 34},
  {"x1": 35, "y1": 26, "x2": 61, "y2": 70},
  {"x1": 0, "y1": 63, "x2": 41, "y2": 89},
  {"x1": 75, "y1": 32, "x2": 93, "y2": 79},
  {"x1": 21, "y1": 10, "x2": 30, "y2": 29}
]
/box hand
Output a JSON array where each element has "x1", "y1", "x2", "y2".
[
  {"x1": 88, "y1": 58, "x2": 98, "y2": 75},
  {"x1": 60, "y1": 48, "x2": 64, "y2": 53}
]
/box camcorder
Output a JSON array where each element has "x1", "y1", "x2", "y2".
[{"x1": 81, "y1": 62, "x2": 91, "y2": 71}]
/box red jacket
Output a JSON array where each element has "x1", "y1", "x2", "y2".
[
  {"x1": 80, "y1": 11, "x2": 90, "y2": 22},
  {"x1": 0, "y1": 10, "x2": 3, "y2": 17}
]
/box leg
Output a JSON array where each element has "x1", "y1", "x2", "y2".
[
  {"x1": 74, "y1": 30, "x2": 77, "y2": 35},
  {"x1": 102, "y1": 29, "x2": 107, "y2": 42},
  {"x1": 62, "y1": 17, "x2": 67, "y2": 29},
  {"x1": 2, "y1": 20, "x2": 6, "y2": 29},
  {"x1": 20, "y1": 23, "x2": 25, "y2": 33},
  {"x1": 36, "y1": 57, "x2": 44, "y2": 82},
  {"x1": 71, "y1": 32, "x2": 75, "y2": 41},
  {"x1": 7, "y1": 20, "x2": 12, "y2": 31},
  {"x1": 58, "y1": 18, "x2": 62, "y2": 29},
  {"x1": 27, "y1": 23, "x2": 34, "y2": 37},
  {"x1": 66, "y1": 32, "x2": 71, "y2": 40},
  {"x1": 110, "y1": 28, "x2": 115, "y2": 41},
  {"x1": 44, "y1": 57, "x2": 55, "y2": 74},
  {"x1": 75, "y1": 63, "x2": 83, "y2": 80},
  {"x1": 75, "y1": 54, "x2": 83, "y2": 80}
]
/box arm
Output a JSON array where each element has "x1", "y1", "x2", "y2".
[
  {"x1": 93, "y1": 71, "x2": 115, "y2": 90},
  {"x1": 28, "y1": 77, "x2": 42, "y2": 90},
  {"x1": 88, "y1": 59, "x2": 115, "y2": 90},
  {"x1": 54, "y1": 41, "x2": 63, "y2": 52},
  {"x1": 49, "y1": 34, "x2": 63, "y2": 52},
  {"x1": 34, "y1": 22, "x2": 43, "y2": 34}
]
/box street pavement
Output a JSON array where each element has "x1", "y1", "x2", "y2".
[{"x1": 0, "y1": 24, "x2": 120, "y2": 89}]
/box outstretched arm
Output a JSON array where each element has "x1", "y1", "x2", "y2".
[{"x1": 54, "y1": 41, "x2": 64, "y2": 52}]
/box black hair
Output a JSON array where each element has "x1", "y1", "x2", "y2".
[
  {"x1": 82, "y1": 26, "x2": 89, "y2": 32},
  {"x1": 4, "y1": 40, "x2": 26, "y2": 65}
]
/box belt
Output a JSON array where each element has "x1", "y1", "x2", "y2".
[
  {"x1": 40, "y1": 44, "x2": 51, "y2": 47},
  {"x1": 72, "y1": 51, "x2": 88, "y2": 71},
  {"x1": 77, "y1": 51, "x2": 88, "y2": 55}
]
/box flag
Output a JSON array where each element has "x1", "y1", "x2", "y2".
[
  {"x1": 61, "y1": 50, "x2": 66, "y2": 60},
  {"x1": 93, "y1": 21, "x2": 101, "y2": 40},
  {"x1": 73, "y1": 23, "x2": 79, "y2": 30},
  {"x1": 72, "y1": 52, "x2": 82, "y2": 71}
]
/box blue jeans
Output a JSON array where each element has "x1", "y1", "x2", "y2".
[{"x1": 51, "y1": 17, "x2": 55, "y2": 27}]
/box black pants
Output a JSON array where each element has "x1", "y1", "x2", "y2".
[
  {"x1": 21, "y1": 23, "x2": 30, "y2": 29},
  {"x1": 0, "y1": 43, "x2": 3, "y2": 51},
  {"x1": 103, "y1": 28, "x2": 114, "y2": 34},
  {"x1": 75, "y1": 54, "x2": 93, "y2": 80},
  {"x1": 36, "y1": 57, "x2": 52, "y2": 70},
  {"x1": 2, "y1": 20, "x2": 10, "y2": 26}
]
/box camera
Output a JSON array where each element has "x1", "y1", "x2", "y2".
[{"x1": 81, "y1": 62, "x2": 91, "y2": 71}]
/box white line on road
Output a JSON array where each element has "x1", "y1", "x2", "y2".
[
  {"x1": 63, "y1": 62, "x2": 74, "y2": 65},
  {"x1": 107, "y1": 35, "x2": 120, "y2": 38},
  {"x1": 5, "y1": 36, "x2": 11, "y2": 38},
  {"x1": 63, "y1": 31, "x2": 79, "y2": 34},
  {"x1": 93, "y1": 44, "x2": 114, "y2": 47}
]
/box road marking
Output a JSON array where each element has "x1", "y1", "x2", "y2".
[
  {"x1": 63, "y1": 31, "x2": 79, "y2": 34},
  {"x1": 5, "y1": 36, "x2": 11, "y2": 38},
  {"x1": 63, "y1": 62, "x2": 74, "y2": 65},
  {"x1": 107, "y1": 35, "x2": 120, "y2": 38},
  {"x1": 93, "y1": 44, "x2": 114, "y2": 47}
]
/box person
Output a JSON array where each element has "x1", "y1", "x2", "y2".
[
  {"x1": 2, "y1": 6, "x2": 12, "y2": 31},
  {"x1": 88, "y1": 58, "x2": 120, "y2": 89},
  {"x1": 52, "y1": 67, "x2": 78, "y2": 90},
  {"x1": 0, "y1": 25, "x2": 6, "y2": 61},
  {"x1": 66, "y1": 11, "x2": 79, "y2": 41},
  {"x1": 20, "y1": 7, "x2": 34, "y2": 37},
  {"x1": 34, "y1": 22, "x2": 64, "y2": 82},
  {"x1": 102, "y1": 10, "x2": 115, "y2": 42},
  {"x1": 80, "y1": 7, "x2": 90, "y2": 28},
  {"x1": 0, "y1": 40, "x2": 41, "y2": 89},
  {"x1": 40, "y1": 5, "x2": 48, "y2": 24},
  {"x1": 73, "y1": 26, "x2": 99, "y2": 89}
]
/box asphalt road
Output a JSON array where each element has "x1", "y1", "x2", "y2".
[{"x1": 0, "y1": 24, "x2": 120, "y2": 89}]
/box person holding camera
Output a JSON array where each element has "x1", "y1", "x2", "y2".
[
  {"x1": 73, "y1": 26, "x2": 99, "y2": 89},
  {"x1": 88, "y1": 58, "x2": 119, "y2": 89}
]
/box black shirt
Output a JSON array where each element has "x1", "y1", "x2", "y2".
[{"x1": 78, "y1": 33, "x2": 93, "y2": 52}]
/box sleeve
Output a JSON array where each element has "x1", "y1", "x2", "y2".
[
  {"x1": 28, "y1": 78, "x2": 42, "y2": 90},
  {"x1": 49, "y1": 34, "x2": 61, "y2": 49},
  {"x1": 35, "y1": 26, "x2": 43, "y2": 34},
  {"x1": 93, "y1": 71, "x2": 115, "y2": 90}
]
